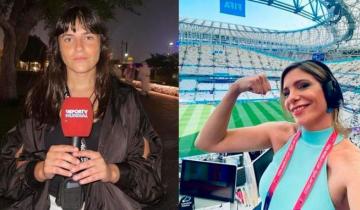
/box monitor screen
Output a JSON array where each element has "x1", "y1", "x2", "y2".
[
  {"x1": 180, "y1": 159, "x2": 237, "y2": 202},
  {"x1": 252, "y1": 149, "x2": 274, "y2": 187}
]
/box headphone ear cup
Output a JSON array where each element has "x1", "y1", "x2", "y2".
[
  {"x1": 307, "y1": 60, "x2": 343, "y2": 109},
  {"x1": 323, "y1": 79, "x2": 343, "y2": 109}
]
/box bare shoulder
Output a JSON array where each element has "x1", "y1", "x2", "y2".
[
  {"x1": 327, "y1": 140, "x2": 360, "y2": 209},
  {"x1": 330, "y1": 140, "x2": 360, "y2": 208},
  {"x1": 261, "y1": 121, "x2": 297, "y2": 151},
  {"x1": 331, "y1": 140, "x2": 360, "y2": 164},
  {"x1": 330, "y1": 140, "x2": 360, "y2": 178},
  {"x1": 259, "y1": 121, "x2": 296, "y2": 132}
]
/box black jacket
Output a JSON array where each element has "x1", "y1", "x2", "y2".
[{"x1": 0, "y1": 78, "x2": 164, "y2": 209}]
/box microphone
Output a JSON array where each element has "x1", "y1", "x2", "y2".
[
  {"x1": 60, "y1": 97, "x2": 93, "y2": 149},
  {"x1": 59, "y1": 97, "x2": 92, "y2": 210}
]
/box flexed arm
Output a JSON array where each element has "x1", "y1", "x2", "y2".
[{"x1": 195, "y1": 74, "x2": 275, "y2": 153}]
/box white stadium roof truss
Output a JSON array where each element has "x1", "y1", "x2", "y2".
[
  {"x1": 250, "y1": 0, "x2": 329, "y2": 22},
  {"x1": 180, "y1": 0, "x2": 360, "y2": 59},
  {"x1": 180, "y1": 0, "x2": 360, "y2": 133}
]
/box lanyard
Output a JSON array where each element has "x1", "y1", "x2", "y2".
[
  {"x1": 64, "y1": 85, "x2": 96, "y2": 104},
  {"x1": 263, "y1": 130, "x2": 338, "y2": 210},
  {"x1": 64, "y1": 86, "x2": 70, "y2": 98}
]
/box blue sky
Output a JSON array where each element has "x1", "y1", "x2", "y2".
[{"x1": 180, "y1": 0, "x2": 315, "y2": 31}]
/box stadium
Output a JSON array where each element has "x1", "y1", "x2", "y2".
[{"x1": 179, "y1": 0, "x2": 360, "y2": 208}]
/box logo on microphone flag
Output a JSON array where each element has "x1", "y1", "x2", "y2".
[{"x1": 61, "y1": 97, "x2": 93, "y2": 137}]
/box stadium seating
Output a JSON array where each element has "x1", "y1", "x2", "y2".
[
  {"x1": 180, "y1": 66, "x2": 198, "y2": 75},
  {"x1": 179, "y1": 42, "x2": 359, "y2": 134},
  {"x1": 180, "y1": 79, "x2": 197, "y2": 91}
]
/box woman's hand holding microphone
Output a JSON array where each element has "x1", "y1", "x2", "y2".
[{"x1": 34, "y1": 145, "x2": 118, "y2": 184}]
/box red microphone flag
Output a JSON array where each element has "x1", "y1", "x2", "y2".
[{"x1": 60, "y1": 97, "x2": 93, "y2": 137}]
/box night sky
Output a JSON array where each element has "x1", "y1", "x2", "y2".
[{"x1": 1, "y1": 0, "x2": 178, "y2": 62}]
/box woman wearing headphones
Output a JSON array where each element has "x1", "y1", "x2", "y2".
[{"x1": 196, "y1": 60, "x2": 360, "y2": 209}]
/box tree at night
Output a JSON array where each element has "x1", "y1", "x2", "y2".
[
  {"x1": 19, "y1": 35, "x2": 47, "y2": 70},
  {"x1": 146, "y1": 53, "x2": 179, "y2": 86}
]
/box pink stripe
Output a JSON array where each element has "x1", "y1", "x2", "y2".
[
  {"x1": 265, "y1": 130, "x2": 338, "y2": 210},
  {"x1": 293, "y1": 131, "x2": 337, "y2": 209},
  {"x1": 268, "y1": 131, "x2": 301, "y2": 194}
]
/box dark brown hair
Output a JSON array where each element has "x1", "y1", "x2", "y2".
[{"x1": 25, "y1": 6, "x2": 111, "y2": 125}]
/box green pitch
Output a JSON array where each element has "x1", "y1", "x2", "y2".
[{"x1": 179, "y1": 100, "x2": 291, "y2": 157}]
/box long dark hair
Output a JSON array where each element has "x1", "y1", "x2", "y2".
[{"x1": 25, "y1": 6, "x2": 111, "y2": 125}]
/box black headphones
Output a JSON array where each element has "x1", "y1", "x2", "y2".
[
  {"x1": 306, "y1": 60, "x2": 343, "y2": 109},
  {"x1": 281, "y1": 60, "x2": 343, "y2": 110}
]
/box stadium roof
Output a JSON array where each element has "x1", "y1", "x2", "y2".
[
  {"x1": 249, "y1": 0, "x2": 329, "y2": 23},
  {"x1": 180, "y1": 0, "x2": 359, "y2": 58}
]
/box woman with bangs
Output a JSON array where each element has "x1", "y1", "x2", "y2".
[
  {"x1": 0, "y1": 6, "x2": 163, "y2": 210},
  {"x1": 196, "y1": 60, "x2": 360, "y2": 209}
]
